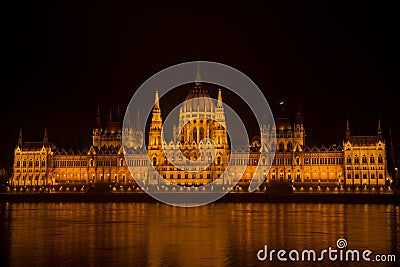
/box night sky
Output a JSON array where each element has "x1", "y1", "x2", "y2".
[{"x1": 2, "y1": 2, "x2": 399, "y2": 169}]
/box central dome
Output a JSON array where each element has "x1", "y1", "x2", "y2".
[{"x1": 182, "y1": 87, "x2": 215, "y2": 113}]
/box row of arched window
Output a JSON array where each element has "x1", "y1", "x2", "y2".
[
  {"x1": 346, "y1": 154, "x2": 383, "y2": 164},
  {"x1": 16, "y1": 159, "x2": 46, "y2": 168}
]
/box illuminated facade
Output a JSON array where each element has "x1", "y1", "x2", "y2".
[{"x1": 9, "y1": 80, "x2": 393, "y2": 192}]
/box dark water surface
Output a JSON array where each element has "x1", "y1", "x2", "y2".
[{"x1": 1, "y1": 202, "x2": 399, "y2": 266}]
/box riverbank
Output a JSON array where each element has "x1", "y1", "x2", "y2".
[{"x1": 1, "y1": 192, "x2": 399, "y2": 205}]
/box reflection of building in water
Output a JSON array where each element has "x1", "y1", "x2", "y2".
[{"x1": 8, "y1": 76, "x2": 393, "y2": 192}]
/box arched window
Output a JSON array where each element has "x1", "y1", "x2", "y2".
[
  {"x1": 120, "y1": 159, "x2": 124, "y2": 167},
  {"x1": 347, "y1": 155, "x2": 352, "y2": 164},
  {"x1": 16, "y1": 160, "x2": 20, "y2": 167},
  {"x1": 262, "y1": 157, "x2": 266, "y2": 165},
  {"x1": 35, "y1": 160, "x2": 39, "y2": 167},
  {"x1": 370, "y1": 155, "x2": 375, "y2": 164},
  {"x1": 153, "y1": 157, "x2": 157, "y2": 166},
  {"x1": 193, "y1": 128, "x2": 197, "y2": 143},
  {"x1": 287, "y1": 142, "x2": 293, "y2": 151},
  {"x1": 199, "y1": 128, "x2": 204, "y2": 141},
  {"x1": 362, "y1": 155, "x2": 367, "y2": 164},
  {"x1": 354, "y1": 155, "x2": 359, "y2": 164},
  {"x1": 217, "y1": 156, "x2": 221, "y2": 165},
  {"x1": 271, "y1": 142, "x2": 276, "y2": 152},
  {"x1": 279, "y1": 142, "x2": 284, "y2": 151},
  {"x1": 90, "y1": 159, "x2": 94, "y2": 167},
  {"x1": 378, "y1": 155, "x2": 383, "y2": 163}
]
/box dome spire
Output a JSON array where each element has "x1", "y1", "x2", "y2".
[{"x1": 195, "y1": 61, "x2": 202, "y2": 88}]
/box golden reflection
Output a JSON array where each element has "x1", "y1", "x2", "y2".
[{"x1": 2, "y1": 203, "x2": 399, "y2": 267}]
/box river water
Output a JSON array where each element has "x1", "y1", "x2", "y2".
[{"x1": 0, "y1": 202, "x2": 399, "y2": 266}]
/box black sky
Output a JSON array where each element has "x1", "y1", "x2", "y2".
[{"x1": 2, "y1": 1, "x2": 399, "y2": 169}]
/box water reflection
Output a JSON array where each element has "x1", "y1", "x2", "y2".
[{"x1": 0, "y1": 203, "x2": 398, "y2": 266}]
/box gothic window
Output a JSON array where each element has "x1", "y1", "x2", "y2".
[
  {"x1": 217, "y1": 156, "x2": 221, "y2": 165},
  {"x1": 200, "y1": 128, "x2": 204, "y2": 141},
  {"x1": 378, "y1": 155, "x2": 383, "y2": 163},
  {"x1": 279, "y1": 142, "x2": 284, "y2": 151},
  {"x1": 16, "y1": 160, "x2": 20, "y2": 167},
  {"x1": 362, "y1": 155, "x2": 367, "y2": 164},
  {"x1": 262, "y1": 157, "x2": 266, "y2": 165},
  {"x1": 271, "y1": 142, "x2": 276, "y2": 151},
  {"x1": 90, "y1": 159, "x2": 94, "y2": 167},
  {"x1": 153, "y1": 157, "x2": 157, "y2": 166},
  {"x1": 347, "y1": 155, "x2": 352, "y2": 164},
  {"x1": 370, "y1": 155, "x2": 375, "y2": 164},
  {"x1": 41, "y1": 160, "x2": 46, "y2": 167},
  {"x1": 35, "y1": 160, "x2": 39, "y2": 167},
  {"x1": 193, "y1": 128, "x2": 197, "y2": 143},
  {"x1": 287, "y1": 142, "x2": 293, "y2": 151},
  {"x1": 170, "y1": 174, "x2": 174, "y2": 179},
  {"x1": 296, "y1": 172, "x2": 301, "y2": 182},
  {"x1": 296, "y1": 157, "x2": 300, "y2": 165},
  {"x1": 120, "y1": 159, "x2": 124, "y2": 167},
  {"x1": 23, "y1": 160, "x2": 26, "y2": 167},
  {"x1": 29, "y1": 159, "x2": 33, "y2": 167},
  {"x1": 354, "y1": 155, "x2": 359, "y2": 164}
]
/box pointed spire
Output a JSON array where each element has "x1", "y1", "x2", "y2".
[
  {"x1": 217, "y1": 88, "x2": 223, "y2": 107},
  {"x1": 154, "y1": 90, "x2": 160, "y2": 110},
  {"x1": 377, "y1": 118, "x2": 383, "y2": 141},
  {"x1": 346, "y1": 119, "x2": 350, "y2": 141},
  {"x1": 95, "y1": 105, "x2": 102, "y2": 130},
  {"x1": 195, "y1": 61, "x2": 202, "y2": 88},
  {"x1": 43, "y1": 128, "x2": 48, "y2": 145},
  {"x1": 109, "y1": 108, "x2": 113, "y2": 121},
  {"x1": 296, "y1": 96, "x2": 303, "y2": 124},
  {"x1": 117, "y1": 106, "x2": 120, "y2": 119},
  {"x1": 17, "y1": 128, "x2": 22, "y2": 148},
  {"x1": 136, "y1": 108, "x2": 141, "y2": 131}
]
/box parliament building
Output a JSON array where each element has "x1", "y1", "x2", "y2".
[{"x1": 8, "y1": 78, "x2": 393, "y2": 193}]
